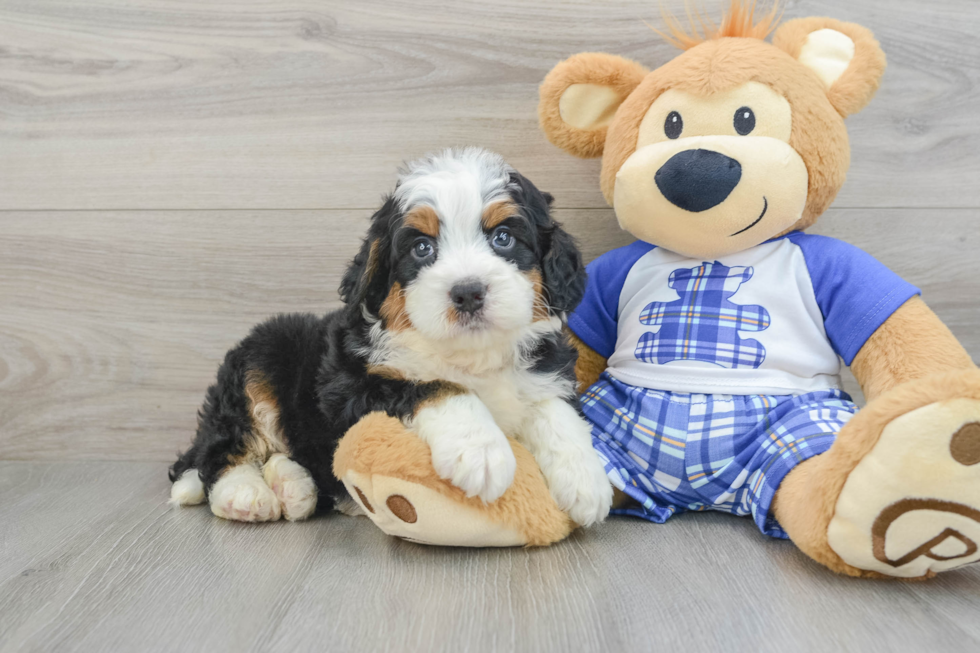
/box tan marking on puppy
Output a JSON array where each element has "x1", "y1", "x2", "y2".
[
  {"x1": 415, "y1": 381, "x2": 469, "y2": 415},
  {"x1": 380, "y1": 282, "x2": 412, "y2": 332},
  {"x1": 525, "y1": 269, "x2": 550, "y2": 322},
  {"x1": 245, "y1": 371, "x2": 289, "y2": 461},
  {"x1": 366, "y1": 364, "x2": 408, "y2": 381},
  {"x1": 404, "y1": 205, "x2": 440, "y2": 237},
  {"x1": 481, "y1": 200, "x2": 518, "y2": 230},
  {"x1": 225, "y1": 371, "x2": 289, "y2": 467},
  {"x1": 365, "y1": 239, "x2": 381, "y2": 281}
]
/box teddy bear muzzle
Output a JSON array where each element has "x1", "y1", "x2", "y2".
[{"x1": 613, "y1": 135, "x2": 808, "y2": 259}]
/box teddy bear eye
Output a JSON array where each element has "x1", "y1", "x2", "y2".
[
  {"x1": 734, "y1": 106, "x2": 756, "y2": 135},
  {"x1": 664, "y1": 111, "x2": 683, "y2": 139}
]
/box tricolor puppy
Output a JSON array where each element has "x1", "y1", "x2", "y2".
[{"x1": 169, "y1": 148, "x2": 613, "y2": 528}]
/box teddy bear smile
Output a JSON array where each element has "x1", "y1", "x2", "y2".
[{"x1": 730, "y1": 197, "x2": 768, "y2": 237}]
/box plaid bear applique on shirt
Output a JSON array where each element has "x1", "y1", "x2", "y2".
[{"x1": 634, "y1": 261, "x2": 771, "y2": 369}]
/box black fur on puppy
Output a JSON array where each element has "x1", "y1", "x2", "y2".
[{"x1": 169, "y1": 148, "x2": 611, "y2": 527}]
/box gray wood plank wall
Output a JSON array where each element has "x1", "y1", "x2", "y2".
[
  {"x1": 3, "y1": 4, "x2": 980, "y2": 652},
  {"x1": 1, "y1": 0, "x2": 978, "y2": 464}
]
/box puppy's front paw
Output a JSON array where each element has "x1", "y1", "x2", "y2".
[
  {"x1": 429, "y1": 426, "x2": 517, "y2": 503},
  {"x1": 414, "y1": 394, "x2": 516, "y2": 503},
  {"x1": 546, "y1": 452, "x2": 612, "y2": 527},
  {"x1": 521, "y1": 398, "x2": 612, "y2": 527}
]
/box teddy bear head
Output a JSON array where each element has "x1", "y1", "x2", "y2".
[{"x1": 539, "y1": 1, "x2": 886, "y2": 259}]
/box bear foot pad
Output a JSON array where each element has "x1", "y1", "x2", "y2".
[
  {"x1": 829, "y1": 399, "x2": 980, "y2": 578},
  {"x1": 341, "y1": 471, "x2": 525, "y2": 547}
]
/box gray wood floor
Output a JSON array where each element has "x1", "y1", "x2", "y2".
[
  {"x1": 2, "y1": 1, "x2": 980, "y2": 651},
  {"x1": 3, "y1": 462, "x2": 980, "y2": 653}
]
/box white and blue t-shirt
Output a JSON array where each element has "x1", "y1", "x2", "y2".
[{"x1": 569, "y1": 232, "x2": 920, "y2": 396}]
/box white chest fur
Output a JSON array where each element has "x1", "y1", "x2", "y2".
[{"x1": 364, "y1": 317, "x2": 574, "y2": 435}]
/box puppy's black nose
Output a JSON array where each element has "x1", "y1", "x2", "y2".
[
  {"x1": 655, "y1": 149, "x2": 742, "y2": 213},
  {"x1": 450, "y1": 281, "x2": 486, "y2": 314}
]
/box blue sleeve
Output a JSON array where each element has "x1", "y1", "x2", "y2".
[
  {"x1": 568, "y1": 241, "x2": 654, "y2": 359},
  {"x1": 787, "y1": 232, "x2": 920, "y2": 365}
]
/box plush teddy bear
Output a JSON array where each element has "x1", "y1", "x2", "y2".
[{"x1": 333, "y1": 1, "x2": 980, "y2": 579}]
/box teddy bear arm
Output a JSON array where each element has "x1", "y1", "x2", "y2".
[
  {"x1": 568, "y1": 330, "x2": 608, "y2": 394},
  {"x1": 850, "y1": 296, "x2": 976, "y2": 403}
]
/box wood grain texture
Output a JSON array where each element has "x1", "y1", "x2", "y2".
[
  {"x1": 0, "y1": 0, "x2": 978, "y2": 210},
  {"x1": 1, "y1": 208, "x2": 977, "y2": 461},
  {"x1": 1, "y1": 461, "x2": 978, "y2": 653},
  {"x1": 2, "y1": 2, "x2": 979, "y2": 650}
]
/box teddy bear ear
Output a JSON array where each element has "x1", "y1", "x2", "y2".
[
  {"x1": 539, "y1": 52, "x2": 648, "y2": 158},
  {"x1": 772, "y1": 17, "x2": 886, "y2": 118}
]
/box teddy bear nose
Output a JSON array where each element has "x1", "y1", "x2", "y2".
[{"x1": 655, "y1": 149, "x2": 742, "y2": 213}]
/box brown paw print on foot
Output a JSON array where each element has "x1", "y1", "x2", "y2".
[
  {"x1": 830, "y1": 402, "x2": 980, "y2": 578},
  {"x1": 340, "y1": 470, "x2": 524, "y2": 547}
]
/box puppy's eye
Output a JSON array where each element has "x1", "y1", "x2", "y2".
[
  {"x1": 664, "y1": 111, "x2": 683, "y2": 139},
  {"x1": 412, "y1": 238, "x2": 435, "y2": 259},
  {"x1": 490, "y1": 227, "x2": 514, "y2": 250},
  {"x1": 734, "y1": 106, "x2": 755, "y2": 135}
]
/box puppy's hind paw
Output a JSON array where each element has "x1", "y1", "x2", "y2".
[
  {"x1": 210, "y1": 464, "x2": 281, "y2": 522},
  {"x1": 263, "y1": 454, "x2": 318, "y2": 521},
  {"x1": 170, "y1": 469, "x2": 205, "y2": 507}
]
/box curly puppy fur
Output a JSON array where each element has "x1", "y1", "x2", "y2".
[{"x1": 169, "y1": 148, "x2": 593, "y2": 519}]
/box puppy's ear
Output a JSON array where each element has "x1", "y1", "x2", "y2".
[
  {"x1": 510, "y1": 172, "x2": 586, "y2": 315},
  {"x1": 340, "y1": 196, "x2": 398, "y2": 315},
  {"x1": 541, "y1": 222, "x2": 586, "y2": 315},
  {"x1": 539, "y1": 52, "x2": 648, "y2": 158}
]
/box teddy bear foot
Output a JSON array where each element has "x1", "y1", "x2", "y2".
[
  {"x1": 828, "y1": 397, "x2": 980, "y2": 578},
  {"x1": 777, "y1": 370, "x2": 980, "y2": 579},
  {"x1": 332, "y1": 412, "x2": 574, "y2": 547},
  {"x1": 339, "y1": 470, "x2": 526, "y2": 546}
]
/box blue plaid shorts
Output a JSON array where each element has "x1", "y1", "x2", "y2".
[{"x1": 581, "y1": 373, "x2": 858, "y2": 538}]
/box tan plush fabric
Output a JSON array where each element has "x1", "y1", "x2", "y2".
[
  {"x1": 773, "y1": 17, "x2": 887, "y2": 118},
  {"x1": 613, "y1": 132, "x2": 808, "y2": 258},
  {"x1": 538, "y1": 52, "x2": 648, "y2": 159},
  {"x1": 536, "y1": 1, "x2": 980, "y2": 578},
  {"x1": 774, "y1": 369, "x2": 980, "y2": 578},
  {"x1": 827, "y1": 398, "x2": 980, "y2": 578},
  {"x1": 851, "y1": 296, "x2": 977, "y2": 402},
  {"x1": 599, "y1": 37, "x2": 854, "y2": 233},
  {"x1": 334, "y1": 412, "x2": 574, "y2": 547},
  {"x1": 569, "y1": 330, "x2": 607, "y2": 394}
]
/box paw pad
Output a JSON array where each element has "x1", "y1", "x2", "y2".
[
  {"x1": 828, "y1": 400, "x2": 980, "y2": 577},
  {"x1": 353, "y1": 486, "x2": 374, "y2": 513},
  {"x1": 950, "y1": 422, "x2": 980, "y2": 466},
  {"x1": 385, "y1": 495, "x2": 417, "y2": 523}
]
